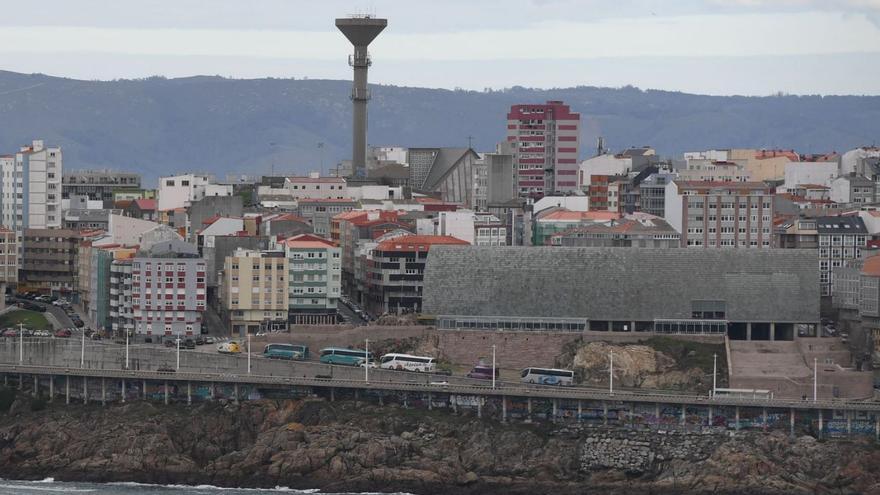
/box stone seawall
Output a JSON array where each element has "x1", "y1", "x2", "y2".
[{"x1": 577, "y1": 427, "x2": 723, "y2": 473}]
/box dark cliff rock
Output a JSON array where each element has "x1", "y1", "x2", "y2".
[{"x1": 0, "y1": 396, "x2": 878, "y2": 494}]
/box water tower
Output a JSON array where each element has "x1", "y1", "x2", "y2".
[{"x1": 335, "y1": 15, "x2": 387, "y2": 178}]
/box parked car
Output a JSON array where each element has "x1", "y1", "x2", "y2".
[
  {"x1": 33, "y1": 330, "x2": 51, "y2": 337},
  {"x1": 164, "y1": 340, "x2": 175, "y2": 348},
  {"x1": 54, "y1": 328, "x2": 72, "y2": 338},
  {"x1": 90, "y1": 333, "x2": 103, "y2": 341},
  {"x1": 184, "y1": 339, "x2": 196, "y2": 350},
  {"x1": 2, "y1": 329, "x2": 17, "y2": 337},
  {"x1": 204, "y1": 336, "x2": 215, "y2": 344},
  {"x1": 72, "y1": 319, "x2": 85, "y2": 328},
  {"x1": 194, "y1": 336, "x2": 206, "y2": 345}
]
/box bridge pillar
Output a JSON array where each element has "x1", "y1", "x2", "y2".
[
  {"x1": 552, "y1": 399, "x2": 557, "y2": 422},
  {"x1": 602, "y1": 401, "x2": 608, "y2": 425},
  {"x1": 477, "y1": 398, "x2": 482, "y2": 419},
  {"x1": 49, "y1": 376, "x2": 54, "y2": 402},
  {"x1": 234, "y1": 383, "x2": 239, "y2": 404},
  {"x1": 770, "y1": 323, "x2": 776, "y2": 341},
  {"x1": 818, "y1": 409, "x2": 823, "y2": 438},
  {"x1": 33, "y1": 375, "x2": 38, "y2": 397},
  {"x1": 528, "y1": 397, "x2": 534, "y2": 423},
  {"x1": 847, "y1": 411, "x2": 852, "y2": 436},
  {"x1": 121, "y1": 379, "x2": 125, "y2": 403},
  {"x1": 403, "y1": 392, "x2": 408, "y2": 409},
  {"x1": 708, "y1": 406, "x2": 713, "y2": 426},
  {"x1": 735, "y1": 406, "x2": 740, "y2": 431},
  {"x1": 330, "y1": 388, "x2": 335, "y2": 402},
  {"x1": 164, "y1": 381, "x2": 169, "y2": 405},
  {"x1": 629, "y1": 402, "x2": 635, "y2": 427},
  {"x1": 502, "y1": 396, "x2": 507, "y2": 423},
  {"x1": 762, "y1": 407, "x2": 768, "y2": 427},
  {"x1": 3, "y1": 374, "x2": 7, "y2": 386},
  {"x1": 789, "y1": 408, "x2": 795, "y2": 437},
  {"x1": 65, "y1": 376, "x2": 70, "y2": 404},
  {"x1": 187, "y1": 382, "x2": 192, "y2": 406},
  {"x1": 452, "y1": 397, "x2": 457, "y2": 414},
  {"x1": 654, "y1": 402, "x2": 660, "y2": 422},
  {"x1": 578, "y1": 400, "x2": 583, "y2": 423},
  {"x1": 379, "y1": 393, "x2": 383, "y2": 406},
  {"x1": 18, "y1": 374, "x2": 22, "y2": 390},
  {"x1": 143, "y1": 380, "x2": 147, "y2": 399},
  {"x1": 83, "y1": 377, "x2": 88, "y2": 404},
  {"x1": 680, "y1": 404, "x2": 686, "y2": 426},
  {"x1": 427, "y1": 392, "x2": 432, "y2": 411},
  {"x1": 746, "y1": 323, "x2": 752, "y2": 341},
  {"x1": 101, "y1": 378, "x2": 106, "y2": 406},
  {"x1": 210, "y1": 382, "x2": 215, "y2": 400},
  {"x1": 875, "y1": 414, "x2": 879, "y2": 441}
]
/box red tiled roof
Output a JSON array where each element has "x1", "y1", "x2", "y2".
[
  {"x1": 266, "y1": 213, "x2": 308, "y2": 223},
  {"x1": 863, "y1": 256, "x2": 880, "y2": 277},
  {"x1": 755, "y1": 149, "x2": 798, "y2": 161},
  {"x1": 375, "y1": 235, "x2": 469, "y2": 252},
  {"x1": 134, "y1": 198, "x2": 157, "y2": 210},
  {"x1": 284, "y1": 233, "x2": 337, "y2": 248},
  {"x1": 541, "y1": 210, "x2": 621, "y2": 222}
]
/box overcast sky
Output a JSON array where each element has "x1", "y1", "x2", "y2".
[{"x1": 1, "y1": 0, "x2": 879, "y2": 95}]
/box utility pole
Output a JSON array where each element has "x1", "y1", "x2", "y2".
[
  {"x1": 125, "y1": 331, "x2": 130, "y2": 370},
  {"x1": 712, "y1": 353, "x2": 717, "y2": 398},
  {"x1": 365, "y1": 339, "x2": 370, "y2": 383},
  {"x1": 813, "y1": 357, "x2": 818, "y2": 402},
  {"x1": 247, "y1": 333, "x2": 251, "y2": 374},
  {"x1": 18, "y1": 323, "x2": 23, "y2": 364},
  {"x1": 81, "y1": 329, "x2": 85, "y2": 368},
  {"x1": 492, "y1": 344, "x2": 496, "y2": 390},
  {"x1": 609, "y1": 349, "x2": 614, "y2": 395}
]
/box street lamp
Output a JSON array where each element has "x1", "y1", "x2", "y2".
[
  {"x1": 712, "y1": 353, "x2": 717, "y2": 398},
  {"x1": 365, "y1": 338, "x2": 370, "y2": 383},
  {"x1": 125, "y1": 331, "x2": 130, "y2": 370},
  {"x1": 81, "y1": 329, "x2": 85, "y2": 368},
  {"x1": 176, "y1": 336, "x2": 181, "y2": 371},
  {"x1": 247, "y1": 333, "x2": 252, "y2": 374},
  {"x1": 18, "y1": 323, "x2": 23, "y2": 364},
  {"x1": 609, "y1": 349, "x2": 614, "y2": 395},
  {"x1": 492, "y1": 344, "x2": 496, "y2": 389},
  {"x1": 813, "y1": 357, "x2": 818, "y2": 402}
]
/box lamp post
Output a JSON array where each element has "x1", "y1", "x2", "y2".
[
  {"x1": 712, "y1": 353, "x2": 717, "y2": 398},
  {"x1": 18, "y1": 323, "x2": 23, "y2": 364},
  {"x1": 176, "y1": 337, "x2": 181, "y2": 371},
  {"x1": 125, "y1": 331, "x2": 130, "y2": 370},
  {"x1": 813, "y1": 357, "x2": 818, "y2": 402},
  {"x1": 247, "y1": 333, "x2": 252, "y2": 374},
  {"x1": 492, "y1": 344, "x2": 496, "y2": 389},
  {"x1": 365, "y1": 339, "x2": 370, "y2": 383},
  {"x1": 81, "y1": 329, "x2": 85, "y2": 368},
  {"x1": 609, "y1": 349, "x2": 614, "y2": 395}
]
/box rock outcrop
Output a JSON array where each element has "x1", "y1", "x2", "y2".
[{"x1": 0, "y1": 396, "x2": 877, "y2": 494}]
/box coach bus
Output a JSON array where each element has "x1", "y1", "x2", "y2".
[
  {"x1": 379, "y1": 353, "x2": 436, "y2": 372},
  {"x1": 520, "y1": 367, "x2": 575, "y2": 386},
  {"x1": 319, "y1": 347, "x2": 374, "y2": 367}
]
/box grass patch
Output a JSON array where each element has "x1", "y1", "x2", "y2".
[
  {"x1": 642, "y1": 336, "x2": 727, "y2": 378},
  {"x1": 0, "y1": 309, "x2": 52, "y2": 330}
]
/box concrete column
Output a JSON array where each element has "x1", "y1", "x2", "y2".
[
  {"x1": 101, "y1": 378, "x2": 106, "y2": 406},
  {"x1": 789, "y1": 408, "x2": 795, "y2": 437},
  {"x1": 680, "y1": 404, "x2": 686, "y2": 425},
  {"x1": 735, "y1": 406, "x2": 740, "y2": 431},
  {"x1": 143, "y1": 380, "x2": 147, "y2": 399},
  {"x1": 65, "y1": 376, "x2": 70, "y2": 404},
  {"x1": 477, "y1": 398, "x2": 482, "y2": 419},
  {"x1": 603, "y1": 401, "x2": 608, "y2": 425},
  {"x1": 502, "y1": 396, "x2": 507, "y2": 422},
  {"x1": 847, "y1": 411, "x2": 852, "y2": 436},
  {"x1": 187, "y1": 382, "x2": 192, "y2": 406},
  {"x1": 527, "y1": 397, "x2": 533, "y2": 422},
  {"x1": 330, "y1": 388, "x2": 335, "y2": 402},
  {"x1": 552, "y1": 399, "x2": 558, "y2": 421},
  {"x1": 818, "y1": 409, "x2": 823, "y2": 438},
  {"x1": 427, "y1": 391, "x2": 432, "y2": 411},
  {"x1": 379, "y1": 394, "x2": 384, "y2": 406},
  {"x1": 452, "y1": 398, "x2": 457, "y2": 414},
  {"x1": 746, "y1": 323, "x2": 752, "y2": 341},
  {"x1": 233, "y1": 383, "x2": 239, "y2": 404},
  {"x1": 875, "y1": 414, "x2": 879, "y2": 441},
  {"x1": 164, "y1": 381, "x2": 169, "y2": 405},
  {"x1": 49, "y1": 376, "x2": 54, "y2": 402},
  {"x1": 770, "y1": 323, "x2": 776, "y2": 342},
  {"x1": 33, "y1": 375, "x2": 38, "y2": 397},
  {"x1": 578, "y1": 400, "x2": 583, "y2": 423},
  {"x1": 403, "y1": 392, "x2": 408, "y2": 409},
  {"x1": 18, "y1": 374, "x2": 22, "y2": 390},
  {"x1": 210, "y1": 382, "x2": 215, "y2": 400},
  {"x1": 762, "y1": 408, "x2": 768, "y2": 427},
  {"x1": 607, "y1": 321, "x2": 613, "y2": 332},
  {"x1": 83, "y1": 377, "x2": 88, "y2": 404},
  {"x1": 708, "y1": 406, "x2": 714, "y2": 426},
  {"x1": 654, "y1": 402, "x2": 660, "y2": 421},
  {"x1": 3, "y1": 374, "x2": 7, "y2": 386},
  {"x1": 121, "y1": 379, "x2": 125, "y2": 403}
]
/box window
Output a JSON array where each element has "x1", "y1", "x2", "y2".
[{"x1": 166, "y1": 180, "x2": 175, "y2": 187}]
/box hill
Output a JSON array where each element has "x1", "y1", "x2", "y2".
[{"x1": 0, "y1": 70, "x2": 877, "y2": 184}]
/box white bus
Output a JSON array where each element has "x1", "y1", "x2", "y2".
[
  {"x1": 521, "y1": 367, "x2": 575, "y2": 386},
  {"x1": 380, "y1": 353, "x2": 436, "y2": 372},
  {"x1": 713, "y1": 388, "x2": 774, "y2": 399}
]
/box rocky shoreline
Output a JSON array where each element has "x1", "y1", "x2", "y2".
[{"x1": 0, "y1": 393, "x2": 878, "y2": 494}]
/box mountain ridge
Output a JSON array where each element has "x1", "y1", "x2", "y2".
[{"x1": 0, "y1": 70, "x2": 876, "y2": 185}]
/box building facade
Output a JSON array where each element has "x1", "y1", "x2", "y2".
[
  {"x1": 284, "y1": 234, "x2": 341, "y2": 324},
  {"x1": 222, "y1": 249, "x2": 288, "y2": 335},
  {"x1": 0, "y1": 227, "x2": 17, "y2": 300},
  {"x1": 506, "y1": 101, "x2": 580, "y2": 198},
  {"x1": 0, "y1": 140, "x2": 63, "y2": 252},
  {"x1": 665, "y1": 181, "x2": 774, "y2": 249},
  {"x1": 62, "y1": 170, "x2": 141, "y2": 208},
  {"x1": 130, "y1": 240, "x2": 207, "y2": 337},
  {"x1": 19, "y1": 228, "x2": 80, "y2": 295}
]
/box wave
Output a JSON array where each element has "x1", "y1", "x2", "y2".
[
  {"x1": 0, "y1": 483, "x2": 95, "y2": 493},
  {"x1": 108, "y1": 482, "x2": 304, "y2": 492}
]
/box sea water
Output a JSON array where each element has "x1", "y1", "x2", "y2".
[{"x1": 0, "y1": 479, "x2": 412, "y2": 495}]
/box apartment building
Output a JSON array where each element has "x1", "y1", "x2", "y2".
[
  {"x1": 0, "y1": 227, "x2": 17, "y2": 304},
  {"x1": 665, "y1": 181, "x2": 774, "y2": 248},
  {"x1": 130, "y1": 240, "x2": 207, "y2": 337},
  {"x1": 296, "y1": 198, "x2": 357, "y2": 237},
  {"x1": 506, "y1": 101, "x2": 580, "y2": 198},
  {"x1": 19, "y1": 228, "x2": 80, "y2": 296},
  {"x1": 639, "y1": 172, "x2": 677, "y2": 218},
  {"x1": 548, "y1": 213, "x2": 680, "y2": 248},
  {"x1": 284, "y1": 234, "x2": 341, "y2": 325},
  {"x1": 364, "y1": 235, "x2": 468, "y2": 315},
  {"x1": 0, "y1": 140, "x2": 63, "y2": 253},
  {"x1": 63, "y1": 170, "x2": 141, "y2": 208},
  {"x1": 830, "y1": 175, "x2": 875, "y2": 205},
  {"x1": 222, "y1": 249, "x2": 288, "y2": 335},
  {"x1": 157, "y1": 173, "x2": 232, "y2": 212}
]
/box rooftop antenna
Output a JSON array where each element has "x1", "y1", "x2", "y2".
[{"x1": 336, "y1": 14, "x2": 387, "y2": 179}]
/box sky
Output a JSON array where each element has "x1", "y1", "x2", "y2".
[{"x1": 0, "y1": 0, "x2": 879, "y2": 95}]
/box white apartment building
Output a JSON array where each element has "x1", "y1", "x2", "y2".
[
  {"x1": 0, "y1": 140, "x2": 62, "y2": 256},
  {"x1": 284, "y1": 234, "x2": 342, "y2": 324},
  {"x1": 416, "y1": 211, "x2": 476, "y2": 244},
  {"x1": 157, "y1": 173, "x2": 233, "y2": 212},
  {"x1": 678, "y1": 159, "x2": 749, "y2": 182},
  {"x1": 783, "y1": 161, "x2": 838, "y2": 191}
]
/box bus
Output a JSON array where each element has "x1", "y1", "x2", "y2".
[
  {"x1": 520, "y1": 367, "x2": 574, "y2": 386},
  {"x1": 263, "y1": 343, "x2": 309, "y2": 360},
  {"x1": 380, "y1": 353, "x2": 436, "y2": 372},
  {"x1": 712, "y1": 388, "x2": 774, "y2": 400},
  {"x1": 319, "y1": 347, "x2": 374, "y2": 366}
]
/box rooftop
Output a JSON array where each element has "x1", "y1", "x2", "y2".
[
  {"x1": 375, "y1": 235, "x2": 469, "y2": 253},
  {"x1": 539, "y1": 210, "x2": 622, "y2": 222},
  {"x1": 284, "y1": 233, "x2": 337, "y2": 249}
]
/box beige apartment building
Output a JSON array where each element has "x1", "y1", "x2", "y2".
[
  {"x1": 221, "y1": 249, "x2": 288, "y2": 336},
  {"x1": 0, "y1": 227, "x2": 16, "y2": 307}
]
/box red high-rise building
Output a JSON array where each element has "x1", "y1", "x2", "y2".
[{"x1": 506, "y1": 100, "x2": 580, "y2": 198}]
